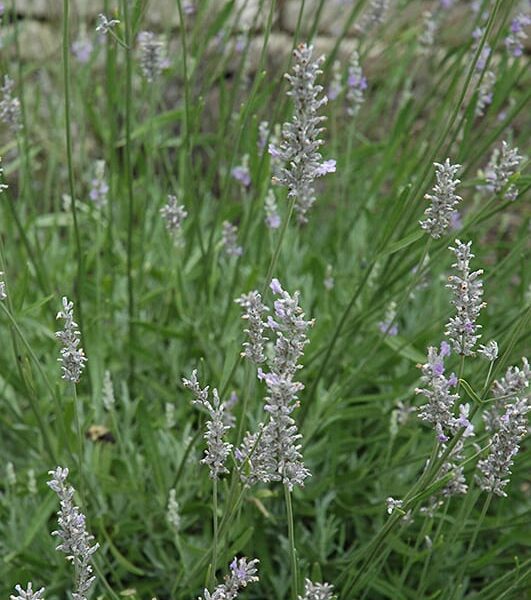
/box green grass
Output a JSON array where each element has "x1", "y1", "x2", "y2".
[{"x1": 0, "y1": 0, "x2": 530, "y2": 598}]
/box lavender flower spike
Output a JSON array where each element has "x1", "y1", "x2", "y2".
[
  {"x1": 0, "y1": 271, "x2": 6, "y2": 300},
  {"x1": 484, "y1": 358, "x2": 530, "y2": 433},
  {"x1": 298, "y1": 579, "x2": 336, "y2": 600},
  {"x1": 56, "y1": 297, "x2": 87, "y2": 383},
  {"x1": 138, "y1": 31, "x2": 164, "y2": 82},
  {"x1": 0, "y1": 75, "x2": 22, "y2": 132},
  {"x1": 183, "y1": 370, "x2": 233, "y2": 479},
  {"x1": 10, "y1": 583, "x2": 46, "y2": 600},
  {"x1": 482, "y1": 141, "x2": 524, "y2": 201},
  {"x1": 235, "y1": 290, "x2": 269, "y2": 364},
  {"x1": 445, "y1": 240, "x2": 486, "y2": 355},
  {"x1": 269, "y1": 43, "x2": 335, "y2": 224},
  {"x1": 238, "y1": 279, "x2": 313, "y2": 489},
  {"x1": 47, "y1": 467, "x2": 99, "y2": 600},
  {"x1": 96, "y1": 13, "x2": 120, "y2": 35},
  {"x1": 416, "y1": 342, "x2": 460, "y2": 442},
  {"x1": 420, "y1": 159, "x2": 462, "y2": 239},
  {"x1": 161, "y1": 194, "x2": 188, "y2": 241},
  {"x1": 199, "y1": 556, "x2": 259, "y2": 600},
  {"x1": 221, "y1": 221, "x2": 243, "y2": 257},
  {"x1": 505, "y1": 13, "x2": 530, "y2": 58},
  {"x1": 477, "y1": 397, "x2": 529, "y2": 496},
  {"x1": 346, "y1": 50, "x2": 367, "y2": 117}
]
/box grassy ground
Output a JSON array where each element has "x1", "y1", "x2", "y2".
[{"x1": 0, "y1": 0, "x2": 529, "y2": 598}]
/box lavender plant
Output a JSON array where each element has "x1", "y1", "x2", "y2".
[
  {"x1": 9, "y1": 584, "x2": 45, "y2": 600},
  {"x1": 198, "y1": 557, "x2": 259, "y2": 600},
  {"x1": 55, "y1": 297, "x2": 87, "y2": 383}
]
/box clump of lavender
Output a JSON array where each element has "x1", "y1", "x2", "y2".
[
  {"x1": 346, "y1": 50, "x2": 367, "y2": 117},
  {"x1": 378, "y1": 301, "x2": 398, "y2": 336},
  {"x1": 269, "y1": 43, "x2": 335, "y2": 224},
  {"x1": 264, "y1": 189, "x2": 281, "y2": 229},
  {"x1": 235, "y1": 291, "x2": 269, "y2": 364},
  {"x1": 199, "y1": 557, "x2": 259, "y2": 600},
  {"x1": 477, "y1": 396, "x2": 529, "y2": 496},
  {"x1": 95, "y1": 13, "x2": 120, "y2": 35},
  {"x1": 298, "y1": 579, "x2": 335, "y2": 600},
  {"x1": 238, "y1": 279, "x2": 313, "y2": 490},
  {"x1": 56, "y1": 297, "x2": 87, "y2": 383},
  {"x1": 88, "y1": 160, "x2": 108, "y2": 208},
  {"x1": 47, "y1": 467, "x2": 99, "y2": 600},
  {"x1": 183, "y1": 370, "x2": 233, "y2": 479},
  {"x1": 420, "y1": 159, "x2": 462, "y2": 239},
  {"x1": 484, "y1": 358, "x2": 529, "y2": 433},
  {"x1": 0, "y1": 75, "x2": 22, "y2": 132},
  {"x1": 504, "y1": 13, "x2": 530, "y2": 58},
  {"x1": 137, "y1": 31, "x2": 165, "y2": 82},
  {"x1": 221, "y1": 221, "x2": 243, "y2": 257},
  {"x1": 416, "y1": 341, "x2": 460, "y2": 442},
  {"x1": 231, "y1": 154, "x2": 251, "y2": 188},
  {"x1": 480, "y1": 141, "x2": 523, "y2": 201},
  {"x1": 10, "y1": 583, "x2": 46, "y2": 600},
  {"x1": 160, "y1": 194, "x2": 188, "y2": 241},
  {"x1": 445, "y1": 240, "x2": 486, "y2": 356}
]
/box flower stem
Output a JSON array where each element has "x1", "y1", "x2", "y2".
[
  {"x1": 284, "y1": 483, "x2": 299, "y2": 599},
  {"x1": 211, "y1": 477, "x2": 219, "y2": 589}
]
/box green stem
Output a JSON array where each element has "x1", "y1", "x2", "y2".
[
  {"x1": 122, "y1": 0, "x2": 136, "y2": 393},
  {"x1": 285, "y1": 484, "x2": 299, "y2": 599},
  {"x1": 63, "y1": 0, "x2": 87, "y2": 357},
  {"x1": 211, "y1": 477, "x2": 219, "y2": 588},
  {"x1": 72, "y1": 383, "x2": 85, "y2": 502}
]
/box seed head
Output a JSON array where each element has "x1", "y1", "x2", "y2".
[{"x1": 235, "y1": 290, "x2": 269, "y2": 364}]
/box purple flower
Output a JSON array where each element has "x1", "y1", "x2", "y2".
[
  {"x1": 505, "y1": 13, "x2": 530, "y2": 58},
  {"x1": 347, "y1": 50, "x2": 367, "y2": 117},
  {"x1": 72, "y1": 38, "x2": 93, "y2": 63},
  {"x1": 231, "y1": 155, "x2": 251, "y2": 187}
]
